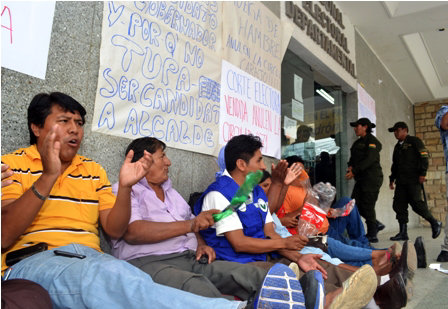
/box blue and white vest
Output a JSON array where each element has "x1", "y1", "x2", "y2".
[{"x1": 194, "y1": 175, "x2": 269, "y2": 263}]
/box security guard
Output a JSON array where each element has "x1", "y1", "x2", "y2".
[
  {"x1": 388, "y1": 121, "x2": 442, "y2": 240},
  {"x1": 346, "y1": 118, "x2": 384, "y2": 243}
]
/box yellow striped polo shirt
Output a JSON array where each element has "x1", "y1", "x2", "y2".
[{"x1": 1, "y1": 145, "x2": 115, "y2": 271}]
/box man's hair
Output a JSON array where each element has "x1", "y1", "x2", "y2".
[
  {"x1": 125, "y1": 137, "x2": 166, "y2": 162},
  {"x1": 285, "y1": 155, "x2": 304, "y2": 167},
  {"x1": 260, "y1": 170, "x2": 271, "y2": 184},
  {"x1": 27, "y1": 92, "x2": 86, "y2": 145},
  {"x1": 225, "y1": 134, "x2": 263, "y2": 172}
]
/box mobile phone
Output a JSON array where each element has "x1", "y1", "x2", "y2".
[
  {"x1": 5, "y1": 242, "x2": 48, "y2": 266},
  {"x1": 198, "y1": 254, "x2": 209, "y2": 264},
  {"x1": 54, "y1": 250, "x2": 86, "y2": 259}
]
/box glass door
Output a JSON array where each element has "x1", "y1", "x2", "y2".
[{"x1": 281, "y1": 50, "x2": 347, "y2": 198}]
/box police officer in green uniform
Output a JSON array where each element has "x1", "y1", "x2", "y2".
[
  {"x1": 346, "y1": 118, "x2": 384, "y2": 243},
  {"x1": 388, "y1": 121, "x2": 442, "y2": 241}
]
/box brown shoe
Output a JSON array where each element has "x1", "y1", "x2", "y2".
[
  {"x1": 329, "y1": 264, "x2": 377, "y2": 309},
  {"x1": 374, "y1": 273, "x2": 407, "y2": 309}
]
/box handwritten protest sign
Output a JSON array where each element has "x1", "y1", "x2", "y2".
[
  {"x1": 92, "y1": 2, "x2": 223, "y2": 155},
  {"x1": 1, "y1": 1, "x2": 55, "y2": 79},
  {"x1": 220, "y1": 60, "x2": 281, "y2": 158},
  {"x1": 222, "y1": 1, "x2": 282, "y2": 90}
]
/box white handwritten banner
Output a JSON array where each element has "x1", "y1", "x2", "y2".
[
  {"x1": 222, "y1": 1, "x2": 282, "y2": 90},
  {"x1": 1, "y1": 1, "x2": 55, "y2": 79},
  {"x1": 92, "y1": 1, "x2": 222, "y2": 155},
  {"x1": 220, "y1": 60, "x2": 281, "y2": 158}
]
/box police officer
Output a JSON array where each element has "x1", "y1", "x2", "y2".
[
  {"x1": 388, "y1": 121, "x2": 442, "y2": 240},
  {"x1": 346, "y1": 118, "x2": 384, "y2": 243}
]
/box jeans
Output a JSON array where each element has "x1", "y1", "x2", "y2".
[
  {"x1": 327, "y1": 197, "x2": 371, "y2": 249},
  {"x1": 442, "y1": 173, "x2": 448, "y2": 252},
  {"x1": 6, "y1": 244, "x2": 240, "y2": 309},
  {"x1": 327, "y1": 237, "x2": 372, "y2": 267},
  {"x1": 300, "y1": 246, "x2": 343, "y2": 265}
]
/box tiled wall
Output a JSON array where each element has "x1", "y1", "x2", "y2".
[{"x1": 414, "y1": 99, "x2": 448, "y2": 225}]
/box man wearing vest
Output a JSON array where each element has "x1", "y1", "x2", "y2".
[{"x1": 194, "y1": 134, "x2": 379, "y2": 308}]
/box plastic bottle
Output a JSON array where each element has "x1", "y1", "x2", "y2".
[
  {"x1": 312, "y1": 182, "x2": 336, "y2": 212},
  {"x1": 297, "y1": 186, "x2": 327, "y2": 237},
  {"x1": 212, "y1": 170, "x2": 263, "y2": 222}
]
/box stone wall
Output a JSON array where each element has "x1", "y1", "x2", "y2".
[{"x1": 414, "y1": 99, "x2": 448, "y2": 225}]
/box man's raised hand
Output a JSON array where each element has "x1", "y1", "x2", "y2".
[
  {"x1": 40, "y1": 124, "x2": 63, "y2": 177},
  {"x1": 271, "y1": 160, "x2": 288, "y2": 184},
  {"x1": 284, "y1": 162, "x2": 303, "y2": 186},
  {"x1": 119, "y1": 150, "x2": 153, "y2": 188}
]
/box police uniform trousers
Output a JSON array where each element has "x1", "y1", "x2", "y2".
[
  {"x1": 351, "y1": 182, "x2": 380, "y2": 234},
  {"x1": 392, "y1": 183, "x2": 433, "y2": 224}
]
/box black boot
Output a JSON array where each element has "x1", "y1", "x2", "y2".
[
  {"x1": 390, "y1": 224, "x2": 408, "y2": 241},
  {"x1": 429, "y1": 218, "x2": 442, "y2": 239},
  {"x1": 366, "y1": 222, "x2": 378, "y2": 243},
  {"x1": 377, "y1": 220, "x2": 385, "y2": 232}
]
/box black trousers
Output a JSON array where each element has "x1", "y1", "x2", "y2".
[
  {"x1": 351, "y1": 182, "x2": 380, "y2": 234},
  {"x1": 392, "y1": 183, "x2": 434, "y2": 224}
]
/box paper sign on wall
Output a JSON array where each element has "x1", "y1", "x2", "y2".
[
  {"x1": 284, "y1": 115, "x2": 297, "y2": 140},
  {"x1": 92, "y1": 2, "x2": 223, "y2": 155},
  {"x1": 220, "y1": 60, "x2": 281, "y2": 158},
  {"x1": 222, "y1": 2, "x2": 282, "y2": 90},
  {"x1": 357, "y1": 83, "x2": 377, "y2": 135},
  {"x1": 1, "y1": 1, "x2": 55, "y2": 79}
]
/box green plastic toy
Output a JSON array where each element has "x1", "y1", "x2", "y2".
[{"x1": 212, "y1": 170, "x2": 263, "y2": 222}]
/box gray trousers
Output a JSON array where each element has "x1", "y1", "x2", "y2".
[
  {"x1": 443, "y1": 174, "x2": 448, "y2": 252},
  {"x1": 128, "y1": 250, "x2": 267, "y2": 300}
]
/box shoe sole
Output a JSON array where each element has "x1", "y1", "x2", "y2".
[
  {"x1": 299, "y1": 270, "x2": 325, "y2": 309},
  {"x1": 256, "y1": 263, "x2": 305, "y2": 309},
  {"x1": 391, "y1": 242, "x2": 402, "y2": 259},
  {"x1": 329, "y1": 264, "x2": 377, "y2": 309},
  {"x1": 406, "y1": 241, "x2": 417, "y2": 280},
  {"x1": 289, "y1": 262, "x2": 301, "y2": 280},
  {"x1": 414, "y1": 237, "x2": 427, "y2": 268}
]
